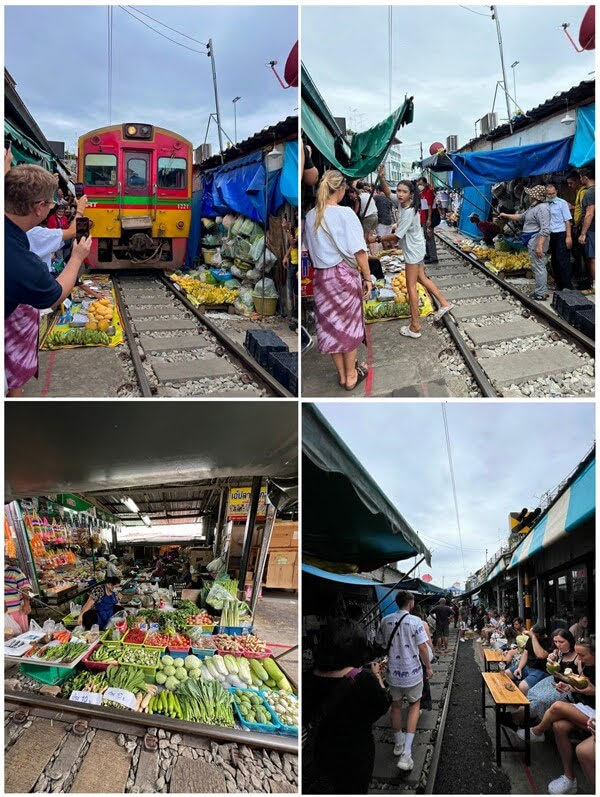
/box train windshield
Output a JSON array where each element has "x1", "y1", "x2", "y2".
[
  {"x1": 84, "y1": 154, "x2": 117, "y2": 187},
  {"x1": 126, "y1": 157, "x2": 148, "y2": 189},
  {"x1": 157, "y1": 157, "x2": 187, "y2": 189}
]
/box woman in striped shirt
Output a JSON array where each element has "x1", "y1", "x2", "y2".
[{"x1": 5, "y1": 559, "x2": 32, "y2": 633}]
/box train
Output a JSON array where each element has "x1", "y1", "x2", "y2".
[{"x1": 77, "y1": 123, "x2": 193, "y2": 269}]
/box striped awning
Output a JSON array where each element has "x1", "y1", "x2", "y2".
[
  {"x1": 485, "y1": 558, "x2": 505, "y2": 583},
  {"x1": 508, "y1": 457, "x2": 595, "y2": 569}
]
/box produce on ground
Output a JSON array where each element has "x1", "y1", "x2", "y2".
[
  {"x1": 45, "y1": 329, "x2": 111, "y2": 348},
  {"x1": 390, "y1": 272, "x2": 409, "y2": 304},
  {"x1": 262, "y1": 688, "x2": 298, "y2": 728},
  {"x1": 170, "y1": 274, "x2": 238, "y2": 305},
  {"x1": 232, "y1": 689, "x2": 276, "y2": 727}
]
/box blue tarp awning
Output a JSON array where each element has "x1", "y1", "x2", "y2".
[
  {"x1": 458, "y1": 184, "x2": 493, "y2": 237},
  {"x1": 450, "y1": 137, "x2": 574, "y2": 188},
  {"x1": 302, "y1": 563, "x2": 383, "y2": 586},
  {"x1": 569, "y1": 104, "x2": 595, "y2": 168},
  {"x1": 199, "y1": 150, "x2": 285, "y2": 224},
  {"x1": 280, "y1": 140, "x2": 298, "y2": 207}
]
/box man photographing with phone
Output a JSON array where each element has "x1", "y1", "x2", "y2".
[{"x1": 5, "y1": 162, "x2": 93, "y2": 395}]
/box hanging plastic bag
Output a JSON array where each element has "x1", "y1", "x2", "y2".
[
  {"x1": 5, "y1": 613, "x2": 22, "y2": 638},
  {"x1": 41, "y1": 618, "x2": 55, "y2": 635},
  {"x1": 69, "y1": 601, "x2": 81, "y2": 618},
  {"x1": 206, "y1": 581, "x2": 236, "y2": 610}
]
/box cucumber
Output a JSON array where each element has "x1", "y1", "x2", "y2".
[{"x1": 249, "y1": 658, "x2": 269, "y2": 682}]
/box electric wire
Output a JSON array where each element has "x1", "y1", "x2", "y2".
[
  {"x1": 388, "y1": 6, "x2": 392, "y2": 115},
  {"x1": 459, "y1": 5, "x2": 493, "y2": 18},
  {"x1": 107, "y1": 7, "x2": 113, "y2": 124},
  {"x1": 125, "y1": 5, "x2": 208, "y2": 47},
  {"x1": 441, "y1": 404, "x2": 467, "y2": 578},
  {"x1": 118, "y1": 6, "x2": 207, "y2": 55}
]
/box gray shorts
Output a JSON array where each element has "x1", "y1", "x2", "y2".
[
  {"x1": 362, "y1": 214, "x2": 378, "y2": 235},
  {"x1": 389, "y1": 681, "x2": 423, "y2": 704}
]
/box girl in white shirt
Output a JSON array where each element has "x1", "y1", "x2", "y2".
[{"x1": 303, "y1": 170, "x2": 373, "y2": 391}]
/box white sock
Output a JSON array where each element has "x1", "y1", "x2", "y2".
[
  {"x1": 404, "y1": 732, "x2": 415, "y2": 754},
  {"x1": 394, "y1": 730, "x2": 405, "y2": 744}
]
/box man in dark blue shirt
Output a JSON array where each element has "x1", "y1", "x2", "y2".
[{"x1": 5, "y1": 163, "x2": 92, "y2": 319}]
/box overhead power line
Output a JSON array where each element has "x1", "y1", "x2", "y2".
[
  {"x1": 441, "y1": 404, "x2": 467, "y2": 577},
  {"x1": 125, "y1": 5, "x2": 207, "y2": 47},
  {"x1": 118, "y1": 6, "x2": 207, "y2": 55},
  {"x1": 459, "y1": 5, "x2": 493, "y2": 18}
]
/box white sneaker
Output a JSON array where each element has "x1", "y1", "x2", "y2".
[
  {"x1": 393, "y1": 733, "x2": 405, "y2": 755},
  {"x1": 397, "y1": 752, "x2": 414, "y2": 771},
  {"x1": 548, "y1": 775, "x2": 577, "y2": 794},
  {"x1": 517, "y1": 728, "x2": 545, "y2": 743}
]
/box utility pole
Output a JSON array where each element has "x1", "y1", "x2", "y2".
[
  {"x1": 232, "y1": 96, "x2": 241, "y2": 145},
  {"x1": 388, "y1": 6, "x2": 393, "y2": 115},
  {"x1": 207, "y1": 38, "x2": 224, "y2": 162},
  {"x1": 511, "y1": 60, "x2": 520, "y2": 114},
  {"x1": 492, "y1": 6, "x2": 513, "y2": 134},
  {"x1": 419, "y1": 141, "x2": 423, "y2": 161}
]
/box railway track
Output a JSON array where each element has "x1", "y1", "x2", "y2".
[
  {"x1": 428, "y1": 234, "x2": 595, "y2": 398},
  {"x1": 113, "y1": 273, "x2": 292, "y2": 398},
  {"x1": 5, "y1": 684, "x2": 298, "y2": 794}
]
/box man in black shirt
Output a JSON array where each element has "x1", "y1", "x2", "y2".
[
  {"x1": 374, "y1": 187, "x2": 395, "y2": 237},
  {"x1": 5, "y1": 164, "x2": 92, "y2": 320},
  {"x1": 430, "y1": 597, "x2": 454, "y2": 654}
]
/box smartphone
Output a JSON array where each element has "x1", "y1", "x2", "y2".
[
  {"x1": 5, "y1": 139, "x2": 11, "y2": 152},
  {"x1": 76, "y1": 217, "x2": 91, "y2": 242},
  {"x1": 74, "y1": 182, "x2": 85, "y2": 199}
]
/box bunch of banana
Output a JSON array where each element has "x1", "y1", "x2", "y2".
[
  {"x1": 45, "y1": 329, "x2": 111, "y2": 348},
  {"x1": 172, "y1": 275, "x2": 238, "y2": 305}
]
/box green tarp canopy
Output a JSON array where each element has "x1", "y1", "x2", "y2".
[
  {"x1": 301, "y1": 63, "x2": 414, "y2": 179},
  {"x1": 303, "y1": 404, "x2": 431, "y2": 570},
  {"x1": 5, "y1": 119, "x2": 55, "y2": 169}
]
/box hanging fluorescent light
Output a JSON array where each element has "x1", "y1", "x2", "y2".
[
  {"x1": 121, "y1": 497, "x2": 140, "y2": 513},
  {"x1": 561, "y1": 112, "x2": 575, "y2": 125},
  {"x1": 141, "y1": 514, "x2": 152, "y2": 526}
]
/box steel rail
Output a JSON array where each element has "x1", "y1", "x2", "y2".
[
  {"x1": 437, "y1": 234, "x2": 595, "y2": 354},
  {"x1": 439, "y1": 310, "x2": 498, "y2": 398},
  {"x1": 159, "y1": 273, "x2": 293, "y2": 397},
  {"x1": 112, "y1": 276, "x2": 154, "y2": 397},
  {"x1": 5, "y1": 690, "x2": 298, "y2": 753},
  {"x1": 424, "y1": 631, "x2": 461, "y2": 794}
]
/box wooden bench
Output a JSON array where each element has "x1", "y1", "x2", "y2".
[
  {"x1": 483, "y1": 648, "x2": 506, "y2": 672},
  {"x1": 481, "y1": 672, "x2": 531, "y2": 766}
]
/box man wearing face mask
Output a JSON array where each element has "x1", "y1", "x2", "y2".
[{"x1": 546, "y1": 183, "x2": 573, "y2": 290}]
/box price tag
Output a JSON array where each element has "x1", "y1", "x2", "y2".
[
  {"x1": 70, "y1": 690, "x2": 102, "y2": 705},
  {"x1": 138, "y1": 623, "x2": 148, "y2": 631},
  {"x1": 149, "y1": 623, "x2": 159, "y2": 632},
  {"x1": 103, "y1": 687, "x2": 137, "y2": 710},
  {"x1": 63, "y1": 298, "x2": 72, "y2": 310}
]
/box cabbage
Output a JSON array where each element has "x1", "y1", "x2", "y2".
[
  {"x1": 185, "y1": 654, "x2": 200, "y2": 670},
  {"x1": 165, "y1": 676, "x2": 179, "y2": 691},
  {"x1": 155, "y1": 671, "x2": 167, "y2": 684},
  {"x1": 161, "y1": 655, "x2": 174, "y2": 667},
  {"x1": 163, "y1": 665, "x2": 176, "y2": 677},
  {"x1": 175, "y1": 668, "x2": 187, "y2": 681},
  {"x1": 173, "y1": 658, "x2": 184, "y2": 668}
]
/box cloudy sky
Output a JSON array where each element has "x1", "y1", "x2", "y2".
[
  {"x1": 5, "y1": 5, "x2": 297, "y2": 153},
  {"x1": 302, "y1": 5, "x2": 594, "y2": 158},
  {"x1": 315, "y1": 402, "x2": 595, "y2": 588}
]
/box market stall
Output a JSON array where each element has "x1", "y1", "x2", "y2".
[{"x1": 5, "y1": 401, "x2": 298, "y2": 749}]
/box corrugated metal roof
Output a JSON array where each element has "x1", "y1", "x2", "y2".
[
  {"x1": 198, "y1": 116, "x2": 298, "y2": 171},
  {"x1": 459, "y1": 80, "x2": 595, "y2": 152}
]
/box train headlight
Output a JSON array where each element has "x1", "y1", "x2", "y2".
[
  {"x1": 126, "y1": 125, "x2": 137, "y2": 136},
  {"x1": 176, "y1": 221, "x2": 185, "y2": 230}
]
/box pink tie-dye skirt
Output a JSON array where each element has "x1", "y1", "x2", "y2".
[
  {"x1": 5, "y1": 304, "x2": 40, "y2": 391},
  {"x1": 313, "y1": 261, "x2": 366, "y2": 354}
]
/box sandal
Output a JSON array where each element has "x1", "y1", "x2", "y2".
[
  {"x1": 345, "y1": 363, "x2": 368, "y2": 391},
  {"x1": 433, "y1": 303, "x2": 454, "y2": 322},
  {"x1": 400, "y1": 325, "x2": 422, "y2": 339}
]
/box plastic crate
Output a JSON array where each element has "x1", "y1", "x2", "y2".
[
  {"x1": 190, "y1": 647, "x2": 216, "y2": 659},
  {"x1": 216, "y1": 647, "x2": 244, "y2": 658},
  {"x1": 20, "y1": 662, "x2": 72, "y2": 685},
  {"x1": 101, "y1": 627, "x2": 125, "y2": 645},
  {"x1": 572, "y1": 305, "x2": 595, "y2": 339},
  {"x1": 242, "y1": 648, "x2": 273, "y2": 660},
  {"x1": 267, "y1": 351, "x2": 298, "y2": 393},
  {"x1": 216, "y1": 625, "x2": 254, "y2": 636},
  {"x1": 229, "y1": 687, "x2": 281, "y2": 734},
  {"x1": 167, "y1": 647, "x2": 190, "y2": 658},
  {"x1": 122, "y1": 629, "x2": 148, "y2": 647},
  {"x1": 243, "y1": 330, "x2": 288, "y2": 368},
  {"x1": 260, "y1": 690, "x2": 298, "y2": 736},
  {"x1": 553, "y1": 289, "x2": 592, "y2": 324}
]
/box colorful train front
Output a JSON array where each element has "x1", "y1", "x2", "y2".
[{"x1": 77, "y1": 123, "x2": 192, "y2": 269}]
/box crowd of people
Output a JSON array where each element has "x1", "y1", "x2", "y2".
[
  {"x1": 304, "y1": 594, "x2": 594, "y2": 795},
  {"x1": 4, "y1": 145, "x2": 93, "y2": 397}
]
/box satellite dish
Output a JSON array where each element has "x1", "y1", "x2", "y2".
[
  {"x1": 429, "y1": 142, "x2": 445, "y2": 156},
  {"x1": 284, "y1": 41, "x2": 298, "y2": 88},
  {"x1": 579, "y1": 6, "x2": 595, "y2": 50}
]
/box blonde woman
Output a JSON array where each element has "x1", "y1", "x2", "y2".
[{"x1": 303, "y1": 170, "x2": 373, "y2": 391}]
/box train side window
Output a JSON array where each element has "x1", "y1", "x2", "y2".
[
  {"x1": 158, "y1": 157, "x2": 187, "y2": 189},
  {"x1": 84, "y1": 154, "x2": 117, "y2": 187},
  {"x1": 126, "y1": 158, "x2": 148, "y2": 188}
]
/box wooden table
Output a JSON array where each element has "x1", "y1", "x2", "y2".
[
  {"x1": 483, "y1": 648, "x2": 506, "y2": 671},
  {"x1": 481, "y1": 672, "x2": 531, "y2": 766}
]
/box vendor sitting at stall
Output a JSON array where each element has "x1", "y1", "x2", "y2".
[
  {"x1": 469, "y1": 213, "x2": 502, "y2": 246},
  {"x1": 106, "y1": 555, "x2": 122, "y2": 579},
  {"x1": 79, "y1": 576, "x2": 122, "y2": 630}
]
